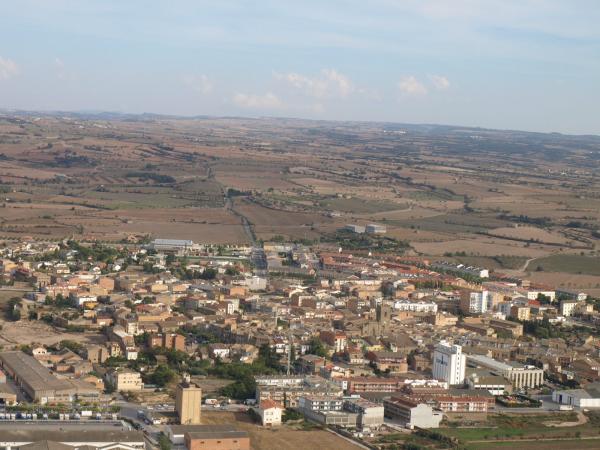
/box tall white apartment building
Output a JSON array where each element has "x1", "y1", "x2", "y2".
[
  {"x1": 432, "y1": 341, "x2": 466, "y2": 386},
  {"x1": 460, "y1": 290, "x2": 492, "y2": 314}
]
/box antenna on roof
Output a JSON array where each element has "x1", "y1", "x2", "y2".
[{"x1": 287, "y1": 333, "x2": 292, "y2": 376}]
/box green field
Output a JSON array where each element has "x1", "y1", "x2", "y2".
[
  {"x1": 391, "y1": 213, "x2": 510, "y2": 234},
  {"x1": 438, "y1": 413, "x2": 600, "y2": 450},
  {"x1": 530, "y1": 255, "x2": 600, "y2": 276},
  {"x1": 407, "y1": 190, "x2": 464, "y2": 201},
  {"x1": 454, "y1": 255, "x2": 528, "y2": 270},
  {"x1": 466, "y1": 438, "x2": 600, "y2": 450},
  {"x1": 322, "y1": 197, "x2": 406, "y2": 214},
  {"x1": 83, "y1": 190, "x2": 198, "y2": 209}
]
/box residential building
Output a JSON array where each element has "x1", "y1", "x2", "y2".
[
  {"x1": 298, "y1": 395, "x2": 344, "y2": 413},
  {"x1": 344, "y1": 398, "x2": 384, "y2": 429},
  {"x1": 346, "y1": 377, "x2": 406, "y2": 394},
  {"x1": 365, "y1": 351, "x2": 408, "y2": 374},
  {"x1": 106, "y1": 368, "x2": 143, "y2": 392},
  {"x1": 254, "y1": 399, "x2": 283, "y2": 427},
  {"x1": 319, "y1": 330, "x2": 348, "y2": 353},
  {"x1": 510, "y1": 305, "x2": 531, "y2": 321},
  {"x1": 489, "y1": 319, "x2": 523, "y2": 338},
  {"x1": 460, "y1": 290, "x2": 491, "y2": 314},
  {"x1": 560, "y1": 300, "x2": 580, "y2": 317}
]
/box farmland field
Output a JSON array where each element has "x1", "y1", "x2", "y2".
[
  {"x1": 529, "y1": 255, "x2": 600, "y2": 276},
  {"x1": 438, "y1": 412, "x2": 600, "y2": 450},
  {"x1": 0, "y1": 113, "x2": 599, "y2": 290}
]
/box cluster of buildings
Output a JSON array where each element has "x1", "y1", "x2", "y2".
[{"x1": 1, "y1": 237, "x2": 600, "y2": 448}]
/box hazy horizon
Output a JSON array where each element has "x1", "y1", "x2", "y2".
[{"x1": 1, "y1": 1, "x2": 599, "y2": 135}]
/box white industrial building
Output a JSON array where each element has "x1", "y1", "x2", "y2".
[
  {"x1": 432, "y1": 341, "x2": 466, "y2": 386},
  {"x1": 553, "y1": 384, "x2": 600, "y2": 408},
  {"x1": 151, "y1": 238, "x2": 195, "y2": 254},
  {"x1": 383, "y1": 397, "x2": 443, "y2": 429},
  {"x1": 366, "y1": 223, "x2": 386, "y2": 234},
  {"x1": 345, "y1": 224, "x2": 365, "y2": 234},
  {"x1": 466, "y1": 354, "x2": 544, "y2": 389}
]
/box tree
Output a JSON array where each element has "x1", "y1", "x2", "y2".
[
  {"x1": 381, "y1": 281, "x2": 395, "y2": 297},
  {"x1": 258, "y1": 344, "x2": 280, "y2": 371},
  {"x1": 134, "y1": 332, "x2": 149, "y2": 346},
  {"x1": 6, "y1": 297, "x2": 21, "y2": 321},
  {"x1": 60, "y1": 340, "x2": 84, "y2": 355},
  {"x1": 148, "y1": 365, "x2": 176, "y2": 387},
  {"x1": 225, "y1": 266, "x2": 239, "y2": 276},
  {"x1": 537, "y1": 293, "x2": 552, "y2": 304},
  {"x1": 158, "y1": 433, "x2": 172, "y2": 450},
  {"x1": 199, "y1": 268, "x2": 217, "y2": 280},
  {"x1": 308, "y1": 337, "x2": 328, "y2": 357}
]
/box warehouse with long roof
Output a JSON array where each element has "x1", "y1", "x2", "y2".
[{"x1": 0, "y1": 351, "x2": 99, "y2": 404}]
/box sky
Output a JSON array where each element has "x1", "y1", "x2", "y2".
[{"x1": 0, "y1": 0, "x2": 599, "y2": 134}]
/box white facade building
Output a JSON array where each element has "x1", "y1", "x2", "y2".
[
  {"x1": 466, "y1": 354, "x2": 544, "y2": 389},
  {"x1": 393, "y1": 300, "x2": 438, "y2": 313},
  {"x1": 553, "y1": 385, "x2": 600, "y2": 408},
  {"x1": 432, "y1": 341, "x2": 466, "y2": 386},
  {"x1": 560, "y1": 300, "x2": 579, "y2": 317},
  {"x1": 366, "y1": 223, "x2": 387, "y2": 234},
  {"x1": 255, "y1": 399, "x2": 283, "y2": 426},
  {"x1": 464, "y1": 290, "x2": 492, "y2": 314}
]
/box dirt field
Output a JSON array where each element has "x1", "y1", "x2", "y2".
[
  {"x1": 488, "y1": 227, "x2": 570, "y2": 245},
  {"x1": 412, "y1": 239, "x2": 552, "y2": 257},
  {"x1": 201, "y1": 411, "x2": 362, "y2": 450},
  {"x1": 190, "y1": 377, "x2": 233, "y2": 396},
  {"x1": 526, "y1": 271, "x2": 600, "y2": 290},
  {"x1": 0, "y1": 318, "x2": 105, "y2": 348}
]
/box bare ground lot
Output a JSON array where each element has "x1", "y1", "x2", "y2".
[
  {"x1": 526, "y1": 271, "x2": 600, "y2": 290},
  {"x1": 201, "y1": 411, "x2": 362, "y2": 450},
  {"x1": 0, "y1": 318, "x2": 104, "y2": 348},
  {"x1": 487, "y1": 226, "x2": 570, "y2": 245},
  {"x1": 412, "y1": 238, "x2": 553, "y2": 257},
  {"x1": 0, "y1": 291, "x2": 104, "y2": 348}
]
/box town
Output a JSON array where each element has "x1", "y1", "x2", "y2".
[{"x1": 0, "y1": 235, "x2": 599, "y2": 450}]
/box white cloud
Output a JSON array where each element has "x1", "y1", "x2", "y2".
[
  {"x1": 275, "y1": 68, "x2": 354, "y2": 99},
  {"x1": 429, "y1": 74, "x2": 450, "y2": 90},
  {"x1": 0, "y1": 57, "x2": 19, "y2": 80},
  {"x1": 398, "y1": 76, "x2": 428, "y2": 95},
  {"x1": 183, "y1": 74, "x2": 213, "y2": 94},
  {"x1": 232, "y1": 92, "x2": 282, "y2": 109}
]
